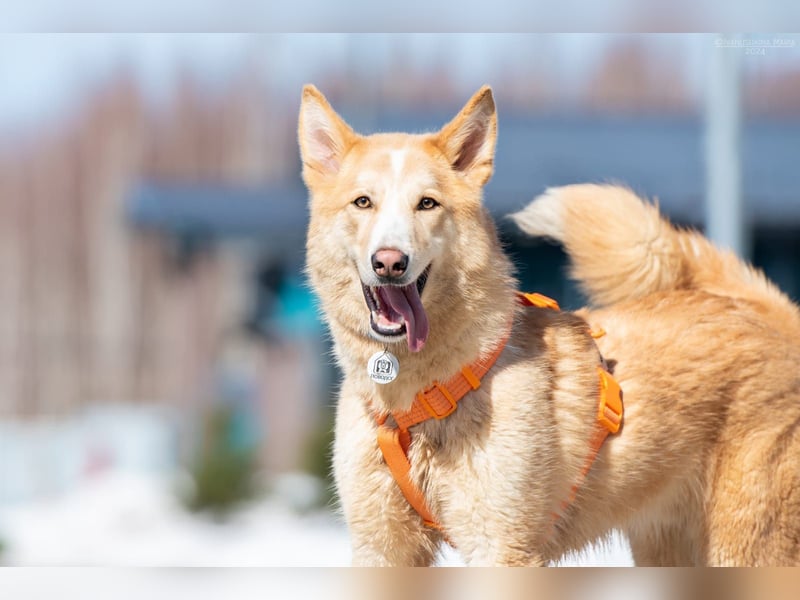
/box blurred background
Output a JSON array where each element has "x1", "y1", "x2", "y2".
[{"x1": 0, "y1": 33, "x2": 797, "y2": 566}]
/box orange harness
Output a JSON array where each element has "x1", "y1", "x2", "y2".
[{"x1": 374, "y1": 292, "x2": 623, "y2": 535}]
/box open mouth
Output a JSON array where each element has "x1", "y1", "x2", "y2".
[{"x1": 361, "y1": 265, "x2": 431, "y2": 353}]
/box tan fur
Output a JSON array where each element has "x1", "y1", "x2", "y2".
[{"x1": 299, "y1": 85, "x2": 800, "y2": 566}]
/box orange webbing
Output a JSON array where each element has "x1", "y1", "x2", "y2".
[
  {"x1": 375, "y1": 293, "x2": 559, "y2": 533},
  {"x1": 554, "y1": 420, "x2": 613, "y2": 519},
  {"x1": 516, "y1": 291, "x2": 560, "y2": 311},
  {"x1": 391, "y1": 342, "x2": 505, "y2": 431},
  {"x1": 374, "y1": 291, "x2": 623, "y2": 537},
  {"x1": 389, "y1": 291, "x2": 557, "y2": 432},
  {"x1": 376, "y1": 333, "x2": 511, "y2": 533},
  {"x1": 552, "y1": 366, "x2": 623, "y2": 521},
  {"x1": 376, "y1": 425, "x2": 441, "y2": 528}
]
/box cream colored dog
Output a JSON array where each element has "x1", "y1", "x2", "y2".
[{"x1": 298, "y1": 84, "x2": 800, "y2": 566}]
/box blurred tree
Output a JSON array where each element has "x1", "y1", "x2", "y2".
[{"x1": 185, "y1": 403, "x2": 259, "y2": 517}]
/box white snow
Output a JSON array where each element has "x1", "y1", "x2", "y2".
[
  {"x1": 0, "y1": 406, "x2": 631, "y2": 566},
  {"x1": 0, "y1": 471, "x2": 351, "y2": 567},
  {"x1": 0, "y1": 469, "x2": 631, "y2": 566}
]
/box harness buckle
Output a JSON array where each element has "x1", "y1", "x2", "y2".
[
  {"x1": 418, "y1": 383, "x2": 458, "y2": 419},
  {"x1": 597, "y1": 367, "x2": 623, "y2": 434}
]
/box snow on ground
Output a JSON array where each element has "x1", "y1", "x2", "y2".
[
  {"x1": 0, "y1": 471, "x2": 349, "y2": 566},
  {"x1": 0, "y1": 470, "x2": 632, "y2": 566}
]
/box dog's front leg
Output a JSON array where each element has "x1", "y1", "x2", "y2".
[
  {"x1": 345, "y1": 503, "x2": 441, "y2": 566},
  {"x1": 333, "y1": 395, "x2": 440, "y2": 566},
  {"x1": 337, "y1": 463, "x2": 441, "y2": 566},
  {"x1": 457, "y1": 522, "x2": 549, "y2": 566}
]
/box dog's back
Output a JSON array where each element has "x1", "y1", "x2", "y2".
[{"x1": 514, "y1": 184, "x2": 800, "y2": 565}]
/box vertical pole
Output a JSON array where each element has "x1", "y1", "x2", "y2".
[{"x1": 705, "y1": 35, "x2": 747, "y2": 258}]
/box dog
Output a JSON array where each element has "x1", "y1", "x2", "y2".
[{"x1": 298, "y1": 84, "x2": 800, "y2": 566}]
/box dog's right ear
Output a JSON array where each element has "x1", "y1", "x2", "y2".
[{"x1": 298, "y1": 85, "x2": 357, "y2": 187}]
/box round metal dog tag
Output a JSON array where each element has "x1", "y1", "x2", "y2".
[{"x1": 367, "y1": 350, "x2": 399, "y2": 384}]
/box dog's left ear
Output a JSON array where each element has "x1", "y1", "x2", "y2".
[{"x1": 435, "y1": 86, "x2": 497, "y2": 186}]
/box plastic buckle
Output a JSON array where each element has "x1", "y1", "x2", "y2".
[
  {"x1": 461, "y1": 366, "x2": 481, "y2": 390},
  {"x1": 597, "y1": 367, "x2": 623, "y2": 434},
  {"x1": 418, "y1": 383, "x2": 458, "y2": 419}
]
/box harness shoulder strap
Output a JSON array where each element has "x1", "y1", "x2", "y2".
[
  {"x1": 376, "y1": 425, "x2": 442, "y2": 530},
  {"x1": 374, "y1": 291, "x2": 623, "y2": 539}
]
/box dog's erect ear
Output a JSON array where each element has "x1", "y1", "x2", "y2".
[
  {"x1": 435, "y1": 86, "x2": 497, "y2": 186},
  {"x1": 298, "y1": 85, "x2": 357, "y2": 186}
]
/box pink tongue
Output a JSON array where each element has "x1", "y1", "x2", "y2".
[{"x1": 379, "y1": 283, "x2": 429, "y2": 352}]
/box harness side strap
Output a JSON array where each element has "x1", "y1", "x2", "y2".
[
  {"x1": 376, "y1": 425, "x2": 441, "y2": 530},
  {"x1": 552, "y1": 366, "x2": 623, "y2": 521}
]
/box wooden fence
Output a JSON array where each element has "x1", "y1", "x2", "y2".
[{"x1": 0, "y1": 69, "x2": 295, "y2": 417}]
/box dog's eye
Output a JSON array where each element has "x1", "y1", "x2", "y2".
[
  {"x1": 353, "y1": 196, "x2": 372, "y2": 209},
  {"x1": 418, "y1": 197, "x2": 439, "y2": 210}
]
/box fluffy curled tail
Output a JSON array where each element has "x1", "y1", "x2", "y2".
[{"x1": 511, "y1": 184, "x2": 798, "y2": 322}]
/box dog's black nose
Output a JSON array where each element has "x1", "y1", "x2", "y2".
[{"x1": 372, "y1": 249, "x2": 408, "y2": 279}]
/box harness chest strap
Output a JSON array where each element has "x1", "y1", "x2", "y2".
[
  {"x1": 375, "y1": 322, "x2": 512, "y2": 533},
  {"x1": 374, "y1": 291, "x2": 623, "y2": 534}
]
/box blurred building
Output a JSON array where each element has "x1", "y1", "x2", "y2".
[
  {"x1": 0, "y1": 35, "x2": 798, "y2": 481},
  {"x1": 0, "y1": 69, "x2": 316, "y2": 477}
]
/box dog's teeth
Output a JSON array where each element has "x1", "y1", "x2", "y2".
[{"x1": 372, "y1": 309, "x2": 402, "y2": 333}]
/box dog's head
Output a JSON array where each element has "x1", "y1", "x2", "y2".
[{"x1": 299, "y1": 85, "x2": 497, "y2": 354}]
